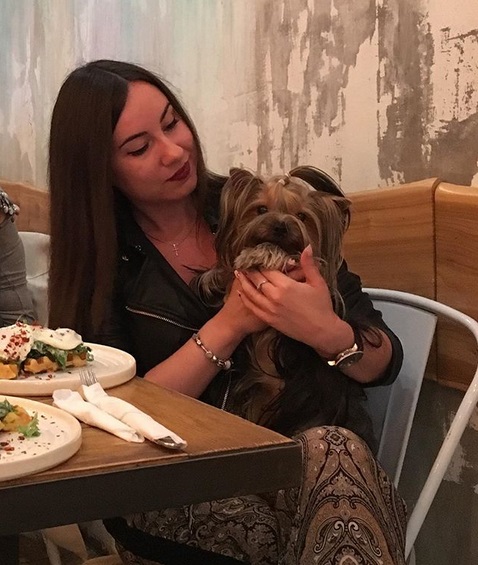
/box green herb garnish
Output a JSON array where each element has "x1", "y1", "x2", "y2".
[
  {"x1": 17, "y1": 413, "x2": 40, "y2": 437},
  {"x1": 0, "y1": 398, "x2": 15, "y2": 420}
]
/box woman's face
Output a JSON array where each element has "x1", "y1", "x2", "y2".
[{"x1": 112, "y1": 81, "x2": 198, "y2": 205}]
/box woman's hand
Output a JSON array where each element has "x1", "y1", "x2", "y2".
[
  {"x1": 234, "y1": 245, "x2": 354, "y2": 358},
  {"x1": 144, "y1": 277, "x2": 267, "y2": 397},
  {"x1": 216, "y1": 277, "x2": 269, "y2": 339}
]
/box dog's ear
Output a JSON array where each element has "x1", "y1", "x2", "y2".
[
  {"x1": 214, "y1": 168, "x2": 262, "y2": 268},
  {"x1": 331, "y1": 194, "x2": 351, "y2": 215},
  {"x1": 291, "y1": 166, "x2": 351, "y2": 228},
  {"x1": 289, "y1": 166, "x2": 344, "y2": 197},
  {"x1": 220, "y1": 167, "x2": 261, "y2": 217},
  {"x1": 227, "y1": 168, "x2": 257, "y2": 190}
]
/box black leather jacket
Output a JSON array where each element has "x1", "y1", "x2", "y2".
[{"x1": 104, "y1": 217, "x2": 216, "y2": 377}]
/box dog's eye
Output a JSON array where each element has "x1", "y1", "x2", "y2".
[
  {"x1": 297, "y1": 212, "x2": 307, "y2": 221},
  {"x1": 257, "y1": 206, "x2": 268, "y2": 215}
]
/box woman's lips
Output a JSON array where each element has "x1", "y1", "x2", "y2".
[{"x1": 168, "y1": 161, "x2": 190, "y2": 182}]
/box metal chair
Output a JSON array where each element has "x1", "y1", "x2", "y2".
[{"x1": 364, "y1": 288, "x2": 478, "y2": 560}]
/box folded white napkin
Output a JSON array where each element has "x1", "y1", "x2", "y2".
[
  {"x1": 52, "y1": 389, "x2": 144, "y2": 443},
  {"x1": 81, "y1": 382, "x2": 187, "y2": 449}
]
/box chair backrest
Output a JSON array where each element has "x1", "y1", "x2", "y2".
[
  {"x1": 19, "y1": 231, "x2": 50, "y2": 326},
  {"x1": 365, "y1": 299, "x2": 437, "y2": 486},
  {"x1": 364, "y1": 288, "x2": 478, "y2": 559}
]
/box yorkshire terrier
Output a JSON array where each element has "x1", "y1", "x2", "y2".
[{"x1": 194, "y1": 167, "x2": 355, "y2": 436}]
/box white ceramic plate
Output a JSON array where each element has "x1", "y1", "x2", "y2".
[
  {"x1": 0, "y1": 343, "x2": 136, "y2": 396},
  {"x1": 0, "y1": 395, "x2": 82, "y2": 481}
]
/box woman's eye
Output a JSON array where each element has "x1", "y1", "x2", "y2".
[
  {"x1": 128, "y1": 144, "x2": 148, "y2": 157},
  {"x1": 297, "y1": 212, "x2": 306, "y2": 221},
  {"x1": 164, "y1": 116, "x2": 179, "y2": 132},
  {"x1": 257, "y1": 205, "x2": 268, "y2": 215}
]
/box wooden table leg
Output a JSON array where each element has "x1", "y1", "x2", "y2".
[{"x1": 0, "y1": 534, "x2": 19, "y2": 565}]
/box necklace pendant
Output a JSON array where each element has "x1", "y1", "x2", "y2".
[{"x1": 172, "y1": 243, "x2": 180, "y2": 257}]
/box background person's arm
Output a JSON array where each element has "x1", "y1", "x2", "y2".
[{"x1": 0, "y1": 207, "x2": 36, "y2": 326}]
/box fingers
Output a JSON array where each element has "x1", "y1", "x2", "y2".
[
  {"x1": 300, "y1": 245, "x2": 325, "y2": 287},
  {"x1": 235, "y1": 267, "x2": 301, "y2": 301},
  {"x1": 235, "y1": 246, "x2": 325, "y2": 294},
  {"x1": 234, "y1": 269, "x2": 271, "y2": 296},
  {"x1": 300, "y1": 244, "x2": 315, "y2": 268},
  {"x1": 255, "y1": 279, "x2": 269, "y2": 292}
]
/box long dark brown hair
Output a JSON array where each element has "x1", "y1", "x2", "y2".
[{"x1": 48, "y1": 60, "x2": 219, "y2": 337}]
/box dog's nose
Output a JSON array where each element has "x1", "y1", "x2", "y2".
[{"x1": 273, "y1": 222, "x2": 288, "y2": 237}]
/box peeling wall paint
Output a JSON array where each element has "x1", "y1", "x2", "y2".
[
  {"x1": 0, "y1": 0, "x2": 477, "y2": 192},
  {"x1": 377, "y1": 0, "x2": 435, "y2": 184},
  {"x1": 429, "y1": 29, "x2": 478, "y2": 185}
]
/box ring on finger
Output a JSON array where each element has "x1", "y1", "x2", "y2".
[{"x1": 256, "y1": 280, "x2": 268, "y2": 292}]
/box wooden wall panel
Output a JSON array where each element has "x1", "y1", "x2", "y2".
[
  {"x1": 0, "y1": 179, "x2": 50, "y2": 234},
  {"x1": 435, "y1": 183, "x2": 478, "y2": 390},
  {"x1": 343, "y1": 178, "x2": 439, "y2": 299}
]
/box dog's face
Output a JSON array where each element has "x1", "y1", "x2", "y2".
[
  {"x1": 214, "y1": 168, "x2": 350, "y2": 284},
  {"x1": 232, "y1": 182, "x2": 312, "y2": 255}
]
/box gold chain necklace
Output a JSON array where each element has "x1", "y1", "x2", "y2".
[{"x1": 145, "y1": 221, "x2": 196, "y2": 257}]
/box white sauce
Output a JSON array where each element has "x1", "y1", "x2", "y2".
[{"x1": 32, "y1": 327, "x2": 83, "y2": 350}]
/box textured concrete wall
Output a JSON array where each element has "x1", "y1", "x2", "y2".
[{"x1": 0, "y1": 0, "x2": 477, "y2": 192}]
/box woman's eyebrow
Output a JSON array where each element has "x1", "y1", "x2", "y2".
[{"x1": 118, "y1": 103, "x2": 172, "y2": 148}]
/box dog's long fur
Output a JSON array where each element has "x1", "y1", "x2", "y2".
[{"x1": 194, "y1": 167, "x2": 355, "y2": 435}]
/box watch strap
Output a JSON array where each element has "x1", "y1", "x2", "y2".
[{"x1": 327, "y1": 342, "x2": 362, "y2": 367}]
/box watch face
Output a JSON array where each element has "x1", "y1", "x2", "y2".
[{"x1": 336, "y1": 350, "x2": 364, "y2": 369}]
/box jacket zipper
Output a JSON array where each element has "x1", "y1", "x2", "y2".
[
  {"x1": 125, "y1": 306, "x2": 200, "y2": 332},
  {"x1": 126, "y1": 305, "x2": 231, "y2": 410}
]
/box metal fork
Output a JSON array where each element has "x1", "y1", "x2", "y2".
[
  {"x1": 79, "y1": 367, "x2": 98, "y2": 387},
  {"x1": 78, "y1": 367, "x2": 186, "y2": 450}
]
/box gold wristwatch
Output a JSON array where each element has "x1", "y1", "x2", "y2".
[{"x1": 327, "y1": 342, "x2": 364, "y2": 369}]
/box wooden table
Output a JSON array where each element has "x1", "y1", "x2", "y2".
[{"x1": 0, "y1": 378, "x2": 302, "y2": 564}]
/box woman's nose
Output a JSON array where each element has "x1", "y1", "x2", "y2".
[{"x1": 157, "y1": 137, "x2": 183, "y2": 166}]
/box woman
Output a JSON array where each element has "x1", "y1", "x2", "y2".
[
  {"x1": 48, "y1": 60, "x2": 406, "y2": 564},
  {"x1": 0, "y1": 189, "x2": 35, "y2": 326}
]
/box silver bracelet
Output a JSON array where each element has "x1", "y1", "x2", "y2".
[
  {"x1": 0, "y1": 189, "x2": 19, "y2": 217},
  {"x1": 192, "y1": 333, "x2": 233, "y2": 370}
]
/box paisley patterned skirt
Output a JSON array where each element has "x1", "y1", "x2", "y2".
[{"x1": 108, "y1": 426, "x2": 407, "y2": 565}]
